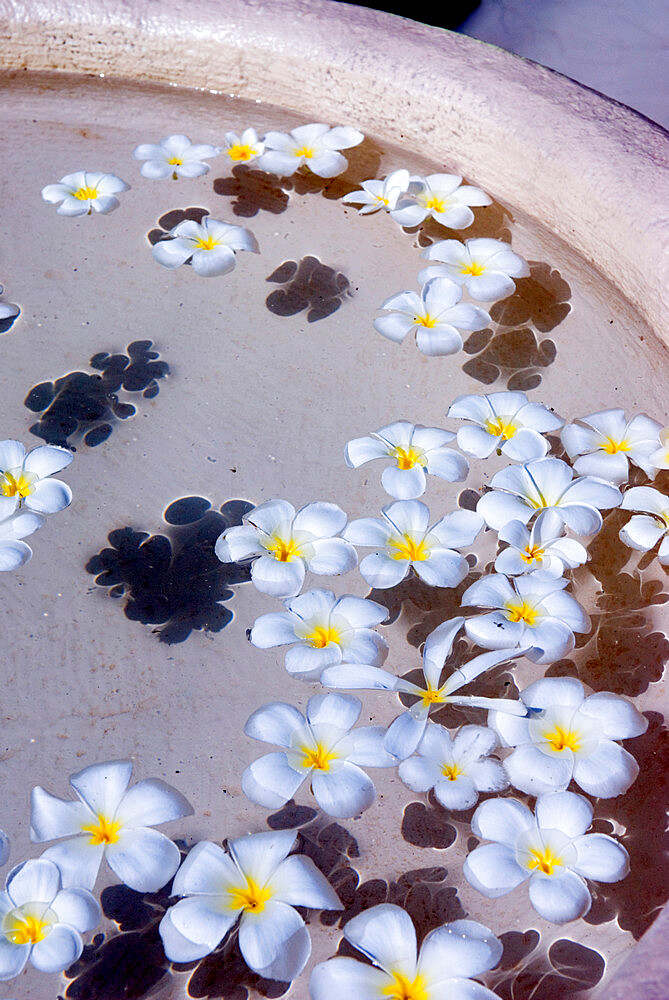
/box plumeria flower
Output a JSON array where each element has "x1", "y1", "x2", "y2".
[
  {"x1": 619, "y1": 486, "x2": 669, "y2": 564},
  {"x1": 0, "y1": 286, "x2": 19, "y2": 325},
  {"x1": 373, "y1": 277, "x2": 491, "y2": 357},
  {"x1": 494, "y1": 510, "x2": 588, "y2": 578},
  {"x1": 341, "y1": 169, "x2": 410, "y2": 214},
  {"x1": 399, "y1": 723, "x2": 508, "y2": 810},
  {"x1": 41, "y1": 171, "x2": 129, "y2": 216},
  {"x1": 322, "y1": 617, "x2": 528, "y2": 760},
  {"x1": 215, "y1": 499, "x2": 357, "y2": 598},
  {"x1": 311, "y1": 903, "x2": 503, "y2": 1000},
  {"x1": 152, "y1": 217, "x2": 259, "y2": 277},
  {"x1": 489, "y1": 676, "x2": 648, "y2": 798},
  {"x1": 0, "y1": 858, "x2": 99, "y2": 980},
  {"x1": 257, "y1": 123, "x2": 364, "y2": 178},
  {"x1": 343, "y1": 500, "x2": 483, "y2": 590},
  {"x1": 448, "y1": 391, "x2": 564, "y2": 462},
  {"x1": 650, "y1": 427, "x2": 669, "y2": 472},
  {"x1": 464, "y1": 791, "x2": 630, "y2": 923},
  {"x1": 250, "y1": 589, "x2": 388, "y2": 680},
  {"x1": 222, "y1": 128, "x2": 265, "y2": 163},
  {"x1": 462, "y1": 572, "x2": 589, "y2": 664},
  {"x1": 561, "y1": 409, "x2": 663, "y2": 484},
  {"x1": 159, "y1": 830, "x2": 342, "y2": 981},
  {"x1": 389, "y1": 173, "x2": 492, "y2": 230},
  {"x1": 345, "y1": 420, "x2": 468, "y2": 499},
  {"x1": 242, "y1": 693, "x2": 395, "y2": 817},
  {"x1": 477, "y1": 457, "x2": 622, "y2": 536},
  {"x1": 0, "y1": 440, "x2": 73, "y2": 520},
  {"x1": 30, "y1": 759, "x2": 193, "y2": 892},
  {"x1": 0, "y1": 511, "x2": 44, "y2": 572},
  {"x1": 420, "y1": 238, "x2": 530, "y2": 301},
  {"x1": 132, "y1": 134, "x2": 220, "y2": 179}
]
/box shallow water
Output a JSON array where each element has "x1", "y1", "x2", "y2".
[{"x1": 0, "y1": 70, "x2": 667, "y2": 999}]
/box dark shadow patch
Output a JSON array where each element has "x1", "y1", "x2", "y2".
[
  {"x1": 490, "y1": 933, "x2": 604, "y2": 1000},
  {"x1": 213, "y1": 166, "x2": 289, "y2": 217},
  {"x1": 489, "y1": 263, "x2": 572, "y2": 333},
  {"x1": 461, "y1": 326, "x2": 556, "y2": 392},
  {"x1": 187, "y1": 932, "x2": 290, "y2": 999},
  {"x1": 266, "y1": 256, "x2": 351, "y2": 322},
  {"x1": 147, "y1": 206, "x2": 210, "y2": 245},
  {"x1": 25, "y1": 340, "x2": 169, "y2": 449},
  {"x1": 0, "y1": 306, "x2": 19, "y2": 335},
  {"x1": 401, "y1": 801, "x2": 456, "y2": 849},
  {"x1": 86, "y1": 498, "x2": 253, "y2": 643}
]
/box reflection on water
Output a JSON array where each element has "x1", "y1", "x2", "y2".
[
  {"x1": 265, "y1": 256, "x2": 351, "y2": 322},
  {"x1": 213, "y1": 166, "x2": 290, "y2": 217}
]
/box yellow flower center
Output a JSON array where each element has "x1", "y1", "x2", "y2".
[
  {"x1": 461, "y1": 261, "x2": 486, "y2": 277},
  {"x1": 526, "y1": 845, "x2": 563, "y2": 877},
  {"x1": 193, "y1": 235, "x2": 219, "y2": 251},
  {"x1": 73, "y1": 185, "x2": 99, "y2": 201},
  {"x1": 382, "y1": 971, "x2": 429, "y2": 1000},
  {"x1": 167, "y1": 156, "x2": 183, "y2": 166},
  {"x1": 442, "y1": 763, "x2": 462, "y2": 781},
  {"x1": 391, "y1": 445, "x2": 425, "y2": 471},
  {"x1": 4, "y1": 906, "x2": 56, "y2": 946},
  {"x1": 81, "y1": 814, "x2": 121, "y2": 846},
  {"x1": 413, "y1": 313, "x2": 437, "y2": 328},
  {"x1": 521, "y1": 543, "x2": 545, "y2": 564},
  {"x1": 424, "y1": 195, "x2": 446, "y2": 213},
  {"x1": 228, "y1": 876, "x2": 272, "y2": 914},
  {"x1": 294, "y1": 146, "x2": 314, "y2": 159},
  {"x1": 227, "y1": 144, "x2": 255, "y2": 161},
  {"x1": 265, "y1": 536, "x2": 302, "y2": 563},
  {"x1": 544, "y1": 724, "x2": 581, "y2": 753},
  {"x1": 420, "y1": 685, "x2": 445, "y2": 707},
  {"x1": 378, "y1": 195, "x2": 390, "y2": 206},
  {"x1": 388, "y1": 534, "x2": 429, "y2": 562},
  {"x1": 506, "y1": 600, "x2": 539, "y2": 626},
  {"x1": 484, "y1": 416, "x2": 517, "y2": 440},
  {"x1": 300, "y1": 742, "x2": 338, "y2": 771},
  {"x1": 304, "y1": 624, "x2": 341, "y2": 648},
  {"x1": 0, "y1": 470, "x2": 36, "y2": 499},
  {"x1": 601, "y1": 436, "x2": 631, "y2": 454}
]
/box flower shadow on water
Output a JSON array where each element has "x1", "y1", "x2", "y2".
[
  {"x1": 86, "y1": 497, "x2": 253, "y2": 644},
  {"x1": 213, "y1": 166, "x2": 290, "y2": 217},
  {"x1": 147, "y1": 206, "x2": 211, "y2": 246},
  {"x1": 24, "y1": 340, "x2": 169, "y2": 449},
  {"x1": 265, "y1": 256, "x2": 352, "y2": 322}
]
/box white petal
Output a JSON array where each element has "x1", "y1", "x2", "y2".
[
  {"x1": 310, "y1": 956, "x2": 389, "y2": 1000},
  {"x1": 471, "y1": 798, "x2": 534, "y2": 844},
  {"x1": 312, "y1": 762, "x2": 376, "y2": 817},
  {"x1": 51, "y1": 887, "x2": 100, "y2": 932},
  {"x1": 343, "y1": 903, "x2": 417, "y2": 975},
  {"x1": 429, "y1": 509, "x2": 484, "y2": 549},
  {"x1": 414, "y1": 548, "x2": 468, "y2": 588},
  {"x1": 359, "y1": 552, "x2": 409, "y2": 589},
  {"x1": 425, "y1": 448, "x2": 469, "y2": 483},
  {"x1": 172, "y1": 840, "x2": 238, "y2": 896},
  {"x1": 307, "y1": 692, "x2": 361, "y2": 730},
  {"x1": 269, "y1": 854, "x2": 342, "y2": 909},
  {"x1": 477, "y1": 492, "x2": 533, "y2": 530},
  {"x1": 349, "y1": 727, "x2": 397, "y2": 767},
  {"x1": 572, "y1": 742, "x2": 639, "y2": 797},
  {"x1": 384, "y1": 712, "x2": 427, "y2": 760},
  {"x1": 293, "y1": 501, "x2": 346, "y2": 537},
  {"x1": 307, "y1": 150, "x2": 348, "y2": 177},
  {"x1": 228, "y1": 830, "x2": 296, "y2": 886},
  {"x1": 521, "y1": 676, "x2": 584, "y2": 711},
  {"x1": 502, "y1": 428, "x2": 549, "y2": 462},
  {"x1": 40, "y1": 839, "x2": 104, "y2": 890},
  {"x1": 6, "y1": 858, "x2": 60, "y2": 906},
  {"x1": 374, "y1": 313, "x2": 415, "y2": 344},
  {"x1": 343, "y1": 517, "x2": 391, "y2": 547},
  {"x1": 415, "y1": 323, "x2": 463, "y2": 357},
  {"x1": 251, "y1": 554, "x2": 305, "y2": 598},
  {"x1": 69, "y1": 759, "x2": 133, "y2": 817},
  {"x1": 463, "y1": 844, "x2": 527, "y2": 896},
  {"x1": 456, "y1": 425, "x2": 498, "y2": 459},
  {"x1": 341, "y1": 629, "x2": 388, "y2": 666},
  {"x1": 191, "y1": 245, "x2": 236, "y2": 277},
  {"x1": 30, "y1": 923, "x2": 83, "y2": 972},
  {"x1": 0, "y1": 540, "x2": 31, "y2": 570},
  {"x1": 0, "y1": 936, "x2": 29, "y2": 979},
  {"x1": 422, "y1": 617, "x2": 465, "y2": 686},
  {"x1": 434, "y1": 775, "x2": 479, "y2": 810},
  {"x1": 382, "y1": 464, "x2": 426, "y2": 500},
  {"x1": 25, "y1": 478, "x2": 72, "y2": 514},
  {"x1": 620, "y1": 514, "x2": 664, "y2": 551},
  {"x1": 503, "y1": 745, "x2": 572, "y2": 795},
  {"x1": 238, "y1": 900, "x2": 310, "y2": 979},
  {"x1": 528, "y1": 870, "x2": 590, "y2": 922},
  {"x1": 167, "y1": 895, "x2": 236, "y2": 953},
  {"x1": 23, "y1": 444, "x2": 73, "y2": 477},
  {"x1": 571, "y1": 834, "x2": 629, "y2": 882},
  {"x1": 242, "y1": 753, "x2": 306, "y2": 808},
  {"x1": 469, "y1": 759, "x2": 509, "y2": 793},
  {"x1": 285, "y1": 643, "x2": 341, "y2": 677},
  {"x1": 466, "y1": 272, "x2": 516, "y2": 301},
  {"x1": 398, "y1": 755, "x2": 442, "y2": 792},
  {"x1": 106, "y1": 827, "x2": 181, "y2": 891},
  {"x1": 245, "y1": 702, "x2": 304, "y2": 746},
  {"x1": 320, "y1": 664, "x2": 399, "y2": 691},
  {"x1": 307, "y1": 537, "x2": 357, "y2": 575},
  {"x1": 345, "y1": 436, "x2": 390, "y2": 467},
  {"x1": 418, "y1": 919, "x2": 502, "y2": 982},
  {"x1": 250, "y1": 612, "x2": 298, "y2": 648},
  {"x1": 535, "y1": 791, "x2": 592, "y2": 838},
  {"x1": 580, "y1": 692, "x2": 648, "y2": 738},
  {"x1": 159, "y1": 903, "x2": 225, "y2": 962},
  {"x1": 114, "y1": 778, "x2": 192, "y2": 828}
]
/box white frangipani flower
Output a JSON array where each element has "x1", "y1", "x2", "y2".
[
  {"x1": 489, "y1": 676, "x2": 648, "y2": 798},
  {"x1": 30, "y1": 759, "x2": 193, "y2": 892},
  {"x1": 341, "y1": 169, "x2": 410, "y2": 214},
  {"x1": 343, "y1": 500, "x2": 483, "y2": 590},
  {"x1": 257, "y1": 123, "x2": 364, "y2": 178},
  {"x1": 242, "y1": 693, "x2": 395, "y2": 817},
  {"x1": 619, "y1": 485, "x2": 669, "y2": 564},
  {"x1": 310, "y1": 903, "x2": 503, "y2": 1000},
  {"x1": 41, "y1": 171, "x2": 129, "y2": 216},
  {"x1": 132, "y1": 134, "x2": 221, "y2": 179},
  {"x1": 152, "y1": 217, "x2": 259, "y2": 277},
  {"x1": 0, "y1": 511, "x2": 44, "y2": 572},
  {"x1": 462, "y1": 572, "x2": 589, "y2": 664},
  {"x1": 159, "y1": 830, "x2": 342, "y2": 981},
  {"x1": 250, "y1": 589, "x2": 388, "y2": 680},
  {"x1": 215, "y1": 499, "x2": 357, "y2": 599},
  {"x1": 399, "y1": 723, "x2": 508, "y2": 811},
  {"x1": 322, "y1": 617, "x2": 528, "y2": 760},
  {"x1": 448, "y1": 391, "x2": 564, "y2": 462},
  {"x1": 561, "y1": 409, "x2": 663, "y2": 484},
  {"x1": 374, "y1": 277, "x2": 491, "y2": 357},
  {"x1": 345, "y1": 420, "x2": 468, "y2": 500},
  {"x1": 222, "y1": 128, "x2": 265, "y2": 163},
  {"x1": 494, "y1": 510, "x2": 588, "y2": 577},
  {"x1": 650, "y1": 427, "x2": 669, "y2": 472},
  {"x1": 0, "y1": 440, "x2": 73, "y2": 520},
  {"x1": 464, "y1": 791, "x2": 630, "y2": 923},
  {"x1": 420, "y1": 238, "x2": 530, "y2": 301},
  {"x1": 0, "y1": 858, "x2": 99, "y2": 981},
  {"x1": 477, "y1": 458, "x2": 622, "y2": 536},
  {"x1": 389, "y1": 173, "x2": 492, "y2": 230}
]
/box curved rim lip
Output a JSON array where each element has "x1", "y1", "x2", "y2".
[{"x1": 2, "y1": 0, "x2": 669, "y2": 991}]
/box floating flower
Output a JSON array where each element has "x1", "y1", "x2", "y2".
[
  {"x1": 343, "y1": 500, "x2": 483, "y2": 590},
  {"x1": 242, "y1": 693, "x2": 395, "y2": 816},
  {"x1": 132, "y1": 134, "x2": 220, "y2": 179},
  {"x1": 494, "y1": 509, "x2": 588, "y2": 577},
  {"x1": 389, "y1": 173, "x2": 492, "y2": 230},
  {"x1": 373, "y1": 277, "x2": 490, "y2": 357},
  {"x1": 0, "y1": 511, "x2": 44, "y2": 572},
  {"x1": 650, "y1": 427, "x2": 669, "y2": 472},
  {"x1": 420, "y1": 238, "x2": 530, "y2": 301},
  {"x1": 561, "y1": 409, "x2": 663, "y2": 484},
  {"x1": 0, "y1": 440, "x2": 73, "y2": 521},
  {"x1": 462, "y1": 572, "x2": 589, "y2": 664},
  {"x1": 448, "y1": 391, "x2": 563, "y2": 462},
  {"x1": 477, "y1": 458, "x2": 622, "y2": 535},
  {"x1": 151, "y1": 217, "x2": 259, "y2": 277},
  {"x1": 257, "y1": 123, "x2": 364, "y2": 178},
  {"x1": 41, "y1": 171, "x2": 129, "y2": 216},
  {"x1": 30, "y1": 759, "x2": 193, "y2": 892},
  {"x1": 159, "y1": 830, "x2": 342, "y2": 981},
  {"x1": 215, "y1": 499, "x2": 357, "y2": 598},
  {"x1": 250, "y1": 589, "x2": 388, "y2": 679},
  {"x1": 399, "y1": 723, "x2": 508, "y2": 810},
  {"x1": 618, "y1": 485, "x2": 669, "y2": 564},
  {"x1": 322, "y1": 617, "x2": 528, "y2": 760},
  {"x1": 222, "y1": 127, "x2": 265, "y2": 163},
  {"x1": 489, "y1": 676, "x2": 648, "y2": 798},
  {"x1": 310, "y1": 903, "x2": 503, "y2": 1000},
  {"x1": 345, "y1": 420, "x2": 468, "y2": 499},
  {"x1": 464, "y1": 791, "x2": 629, "y2": 923},
  {"x1": 341, "y1": 168, "x2": 410, "y2": 214},
  {"x1": 0, "y1": 858, "x2": 99, "y2": 980}
]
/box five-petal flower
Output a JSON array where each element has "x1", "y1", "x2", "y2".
[
  {"x1": 494, "y1": 509, "x2": 588, "y2": 577},
  {"x1": 561, "y1": 409, "x2": 662, "y2": 484},
  {"x1": 389, "y1": 173, "x2": 492, "y2": 230},
  {"x1": 41, "y1": 171, "x2": 129, "y2": 216},
  {"x1": 448, "y1": 391, "x2": 563, "y2": 462},
  {"x1": 132, "y1": 134, "x2": 221, "y2": 179},
  {"x1": 0, "y1": 440, "x2": 73, "y2": 521},
  {"x1": 152, "y1": 217, "x2": 259, "y2": 276},
  {"x1": 222, "y1": 128, "x2": 265, "y2": 163},
  {"x1": 341, "y1": 169, "x2": 410, "y2": 214},
  {"x1": 618, "y1": 485, "x2": 669, "y2": 564},
  {"x1": 257, "y1": 123, "x2": 364, "y2": 178},
  {"x1": 420, "y1": 238, "x2": 530, "y2": 301}
]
